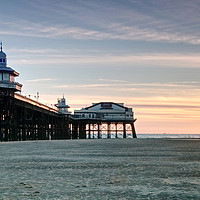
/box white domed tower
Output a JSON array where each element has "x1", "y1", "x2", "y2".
[
  {"x1": 55, "y1": 96, "x2": 71, "y2": 114},
  {"x1": 0, "y1": 42, "x2": 22, "y2": 93}
]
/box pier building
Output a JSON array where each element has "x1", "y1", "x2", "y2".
[
  {"x1": 0, "y1": 43, "x2": 22, "y2": 92},
  {"x1": 73, "y1": 102, "x2": 137, "y2": 139},
  {"x1": 74, "y1": 102, "x2": 134, "y2": 120},
  {"x1": 55, "y1": 96, "x2": 71, "y2": 114}
]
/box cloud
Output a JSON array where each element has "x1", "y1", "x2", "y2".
[
  {"x1": 8, "y1": 51, "x2": 200, "y2": 68},
  {"x1": 1, "y1": 13, "x2": 200, "y2": 45},
  {"x1": 9, "y1": 48, "x2": 96, "y2": 54},
  {"x1": 130, "y1": 104, "x2": 200, "y2": 109},
  {"x1": 1, "y1": 0, "x2": 200, "y2": 47},
  {"x1": 25, "y1": 78, "x2": 55, "y2": 82},
  {"x1": 98, "y1": 79, "x2": 128, "y2": 83},
  {"x1": 10, "y1": 48, "x2": 59, "y2": 54},
  {"x1": 53, "y1": 82, "x2": 200, "y2": 91},
  {"x1": 168, "y1": 81, "x2": 200, "y2": 84},
  {"x1": 54, "y1": 84, "x2": 114, "y2": 88}
]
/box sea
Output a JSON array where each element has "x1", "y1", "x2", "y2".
[
  {"x1": 137, "y1": 134, "x2": 200, "y2": 138},
  {"x1": 0, "y1": 135, "x2": 200, "y2": 199}
]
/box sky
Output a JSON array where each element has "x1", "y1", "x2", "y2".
[{"x1": 1, "y1": 0, "x2": 200, "y2": 134}]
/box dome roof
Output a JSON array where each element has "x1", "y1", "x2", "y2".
[
  {"x1": 0, "y1": 43, "x2": 6, "y2": 58},
  {"x1": 0, "y1": 50, "x2": 6, "y2": 58}
]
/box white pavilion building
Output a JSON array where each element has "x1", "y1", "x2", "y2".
[{"x1": 74, "y1": 102, "x2": 134, "y2": 121}]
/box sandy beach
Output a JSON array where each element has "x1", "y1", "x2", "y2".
[{"x1": 0, "y1": 138, "x2": 200, "y2": 199}]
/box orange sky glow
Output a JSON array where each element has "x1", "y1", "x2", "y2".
[{"x1": 37, "y1": 94, "x2": 200, "y2": 135}]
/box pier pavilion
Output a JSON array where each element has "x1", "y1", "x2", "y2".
[{"x1": 73, "y1": 102, "x2": 137, "y2": 139}]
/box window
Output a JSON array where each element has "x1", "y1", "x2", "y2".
[
  {"x1": 10, "y1": 75, "x2": 14, "y2": 82},
  {"x1": 0, "y1": 59, "x2": 2, "y2": 62},
  {"x1": 3, "y1": 73, "x2": 9, "y2": 81},
  {"x1": 3, "y1": 59, "x2": 5, "y2": 62}
]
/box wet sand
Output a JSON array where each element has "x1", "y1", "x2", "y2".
[{"x1": 0, "y1": 139, "x2": 200, "y2": 199}]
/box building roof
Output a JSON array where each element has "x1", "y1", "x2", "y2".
[
  {"x1": 0, "y1": 43, "x2": 19, "y2": 76},
  {"x1": 0, "y1": 42, "x2": 6, "y2": 58},
  {"x1": 0, "y1": 50, "x2": 6, "y2": 58},
  {"x1": 0, "y1": 66, "x2": 19, "y2": 76},
  {"x1": 85, "y1": 102, "x2": 129, "y2": 110}
]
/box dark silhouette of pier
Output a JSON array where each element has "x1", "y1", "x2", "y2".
[
  {"x1": 0, "y1": 91, "x2": 71, "y2": 141},
  {"x1": 0, "y1": 92, "x2": 137, "y2": 141}
]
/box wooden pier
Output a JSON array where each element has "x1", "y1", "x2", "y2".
[
  {"x1": 0, "y1": 91, "x2": 72, "y2": 141},
  {"x1": 0, "y1": 91, "x2": 137, "y2": 141}
]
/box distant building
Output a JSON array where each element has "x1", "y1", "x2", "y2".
[
  {"x1": 74, "y1": 102, "x2": 134, "y2": 121},
  {"x1": 0, "y1": 43, "x2": 22, "y2": 92},
  {"x1": 55, "y1": 96, "x2": 71, "y2": 114}
]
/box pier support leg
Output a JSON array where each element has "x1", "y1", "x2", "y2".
[
  {"x1": 92, "y1": 124, "x2": 95, "y2": 139},
  {"x1": 115, "y1": 123, "x2": 118, "y2": 138},
  {"x1": 131, "y1": 123, "x2": 137, "y2": 138},
  {"x1": 123, "y1": 122, "x2": 126, "y2": 138},
  {"x1": 88, "y1": 123, "x2": 91, "y2": 139},
  {"x1": 107, "y1": 122, "x2": 111, "y2": 139},
  {"x1": 79, "y1": 123, "x2": 86, "y2": 139},
  {"x1": 72, "y1": 124, "x2": 78, "y2": 139},
  {"x1": 97, "y1": 123, "x2": 100, "y2": 139}
]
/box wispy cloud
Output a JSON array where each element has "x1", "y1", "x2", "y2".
[
  {"x1": 54, "y1": 84, "x2": 113, "y2": 88},
  {"x1": 25, "y1": 78, "x2": 55, "y2": 83},
  {"x1": 10, "y1": 48, "x2": 59, "y2": 54},
  {"x1": 8, "y1": 50, "x2": 200, "y2": 68},
  {"x1": 108, "y1": 23, "x2": 200, "y2": 44},
  {"x1": 169, "y1": 81, "x2": 200, "y2": 84},
  {"x1": 1, "y1": 15, "x2": 200, "y2": 44},
  {"x1": 98, "y1": 79, "x2": 128, "y2": 83},
  {"x1": 54, "y1": 81, "x2": 200, "y2": 90},
  {"x1": 130, "y1": 104, "x2": 200, "y2": 109}
]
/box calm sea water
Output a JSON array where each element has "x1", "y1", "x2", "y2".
[
  {"x1": 89, "y1": 133, "x2": 200, "y2": 139},
  {"x1": 138, "y1": 134, "x2": 200, "y2": 138},
  {"x1": 0, "y1": 137, "x2": 200, "y2": 199}
]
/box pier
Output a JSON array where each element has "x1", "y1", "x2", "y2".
[
  {"x1": 0, "y1": 91, "x2": 72, "y2": 141},
  {"x1": 0, "y1": 44, "x2": 137, "y2": 142}
]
